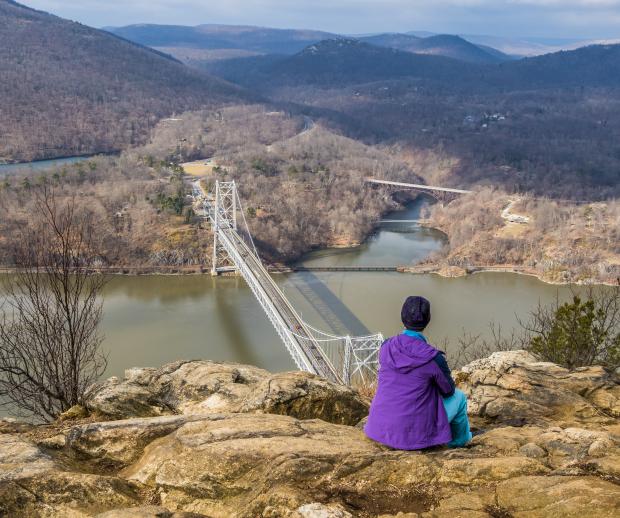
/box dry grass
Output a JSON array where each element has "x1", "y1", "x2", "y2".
[{"x1": 182, "y1": 160, "x2": 217, "y2": 177}]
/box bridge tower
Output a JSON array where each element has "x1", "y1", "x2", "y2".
[{"x1": 211, "y1": 181, "x2": 239, "y2": 276}]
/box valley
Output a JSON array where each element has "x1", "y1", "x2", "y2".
[{"x1": 1, "y1": 3, "x2": 619, "y2": 516}]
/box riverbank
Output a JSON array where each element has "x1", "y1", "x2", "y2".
[
  {"x1": 1, "y1": 261, "x2": 616, "y2": 287},
  {"x1": 2, "y1": 351, "x2": 618, "y2": 517},
  {"x1": 424, "y1": 190, "x2": 620, "y2": 287},
  {"x1": 401, "y1": 263, "x2": 620, "y2": 287}
]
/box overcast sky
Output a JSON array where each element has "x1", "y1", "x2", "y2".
[{"x1": 23, "y1": 0, "x2": 620, "y2": 39}]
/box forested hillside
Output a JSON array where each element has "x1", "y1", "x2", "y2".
[
  {"x1": 202, "y1": 39, "x2": 620, "y2": 199},
  {"x1": 0, "y1": 1, "x2": 248, "y2": 163},
  {"x1": 205, "y1": 39, "x2": 480, "y2": 88}
]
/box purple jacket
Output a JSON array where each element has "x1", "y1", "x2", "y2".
[{"x1": 364, "y1": 332, "x2": 455, "y2": 450}]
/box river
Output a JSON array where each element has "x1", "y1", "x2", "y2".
[
  {"x1": 82, "y1": 196, "x2": 584, "y2": 379},
  {"x1": 0, "y1": 196, "x2": 585, "y2": 380},
  {"x1": 0, "y1": 156, "x2": 95, "y2": 177}
]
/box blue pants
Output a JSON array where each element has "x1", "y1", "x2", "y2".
[{"x1": 442, "y1": 389, "x2": 473, "y2": 448}]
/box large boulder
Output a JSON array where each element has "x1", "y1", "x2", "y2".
[
  {"x1": 85, "y1": 361, "x2": 369, "y2": 426},
  {"x1": 0, "y1": 434, "x2": 143, "y2": 517},
  {"x1": 458, "y1": 350, "x2": 620, "y2": 426},
  {"x1": 1, "y1": 352, "x2": 619, "y2": 517},
  {"x1": 119, "y1": 413, "x2": 554, "y2": 517},
  {"x1": 84, "y1": 361, "x2": 269, "y2": 419}
]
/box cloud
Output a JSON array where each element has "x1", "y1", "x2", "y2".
[{"x1": 22, "y1": 0, "x2": 620, "y2": 38}]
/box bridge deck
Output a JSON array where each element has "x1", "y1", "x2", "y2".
[
  {"x1": 365, "y1": 177, "x2": 472, "y2": 194},
  {"x1": 196, "y1": 186, "x2": 341, "y2": 383},
  {"x1": 223, "y1": 229, "x2": 340, "y2": 381}
]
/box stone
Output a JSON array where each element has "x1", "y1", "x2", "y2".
[
  {"x1": 0, "y1": 471, "x2": 142, "y2": 517},
  {"x1": 0, "y1": 430, "x2": 144, "y2": 516},
  {"x1": 0, "y1": 354, "x2": 618, "y2": 517},
  {"x1": 238, "y1": 371, "x2": 369, "y2": 425},
  {"x1": 496, "y1": 475, "x2": 620, "y2": 516},
  {"x1": 519, "y1": 442, "x2": 546, "y2": 458},
  {"x1": 435, "y1": 456, "x2": 549, "y2": 484},
  {"x1": 65, "y1": 414, "x2": 216, "y2": 469},
  {"x1": 85, "y1": 361, "x2": 269, "y2": 419},
  {"x1": 294, "y1": 503, "x2": 353, "y2": 518},
  {"x1": 458, "y1": 350, "x2": 618, "y2": 426},
  {"x1": 121, "y1": 413, "x2": 439, "y2": 517},
  {"x1": 96, "y1": 506, "x2": 207, "y2": 517},
  {"x1": 0, "y1": 433, "x2": 56, "y2": 482},
  {"x1": 85, "y1": 361, "x2": 368, "y2": 425}
]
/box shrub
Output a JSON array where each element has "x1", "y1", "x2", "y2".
[{"x1": 522, "y1": 288, "x2": 620, "y2": 370}]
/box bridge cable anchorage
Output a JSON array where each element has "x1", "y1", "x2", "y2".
[{"x1": 193, "y1": 180, "x2": 384, "y2": 386}]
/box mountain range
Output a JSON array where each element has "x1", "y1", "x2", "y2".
[
  {"x1": 358, "y1": 33, "x2": 510, "y2": 63},
  {"x1": 202, "y1": 37, "x2": 620, "y2": 92},
  {"x1": 107, "y1": 24, "x2": 511, "y2": 65}
]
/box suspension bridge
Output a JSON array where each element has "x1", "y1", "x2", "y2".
[{"x1": 192, "y1": 180, "x2": 384, "y2": 386}]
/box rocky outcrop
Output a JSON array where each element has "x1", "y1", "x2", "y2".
[
  {"x1": 1, "y1": 352, "x2": 619, "y2": 517},
  {"x1": 458, "y1": 350, "x2": 620, "y2": 426},
  {"x1": 85, "y1": 361, "x2": 368, "y2": 426}
]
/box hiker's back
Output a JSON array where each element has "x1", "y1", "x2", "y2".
[{"x1": 364, "y1": 333, "x2": 452, "y2": 450}]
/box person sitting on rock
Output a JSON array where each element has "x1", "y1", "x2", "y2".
[{"x1": 364, "y1": 295, "x2": 472, "y2": 450}]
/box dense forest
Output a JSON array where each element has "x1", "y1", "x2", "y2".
[
  {"x1": 203, "y1": 41, "x2": 620, "y2": 200},
  {"x1": 1, "y1": 3, "x2": 618, "y2": 281},
  {"x1": 0, "y1": 107, "x2": 420, "y2": 266},
  {"x1": 0, "y1": 0, "x2": 247, "y2": 163}
]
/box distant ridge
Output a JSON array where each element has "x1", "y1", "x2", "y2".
[
  {"x1": 107, "y1": 24, "x2": 338, "y2": 55},
  {"x1": 108, "y1": 23, "x2": 511, "y2": 65},
  {"x1": 210, "y1": 38, "x2": 479, "y2": 87},
  {"x1": 203, "y1": 37, "x2": 620, "y2": 93},
  {"x1": 359, "y1": 33, "x2": 511, "y2": 63}
]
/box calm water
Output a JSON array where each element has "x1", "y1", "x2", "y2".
[
  {"x1": 0, "y1": 198, "x2": 584, "y2": 380},
  {"x1": 0, "y1": 156, "x2": 93, "y2": 177}
]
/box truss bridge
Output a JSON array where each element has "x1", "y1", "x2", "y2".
[{"x1": 192, "y1": 180, "x2": 384, "y2": 386}]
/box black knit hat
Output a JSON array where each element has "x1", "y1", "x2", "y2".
[{"x1": 401, "y1": 296, "x2": 431, "y2": 331}]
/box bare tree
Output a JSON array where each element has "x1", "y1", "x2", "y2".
[
  {"x1": 0, "y1": 185, "x2": 108, "y2": 421},
  {"x1": 446, "y1": 324, "x2": 525, "y2": 369}
]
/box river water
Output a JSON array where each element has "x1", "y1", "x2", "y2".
[
  {"x1": 87, "y1": 196, "x2": 583, "y2": 379},
  {"x1": 0, "y1": 194, "x2": 584, "y2": 380},
  {"x1": 0, "y1": 156, "x2": 93, "y2": 177}
]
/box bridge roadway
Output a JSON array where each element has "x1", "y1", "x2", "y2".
[
  {"x1": 365, "y1": 178, "x2": 472, "y2": 194},
  {"x1": 197, "y1": 189, "x2": 342, "y2": 383}
]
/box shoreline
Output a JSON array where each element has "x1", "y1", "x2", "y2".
[
  {"x1": 0, "y1": 151, "x2": 118, "y2": 167},
  {"x1": 401, "y1": 264, "x2": 620, "y2": 287},
  {"x1": 1, "y1": 263, "x2": 616, "y2": 287}
]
